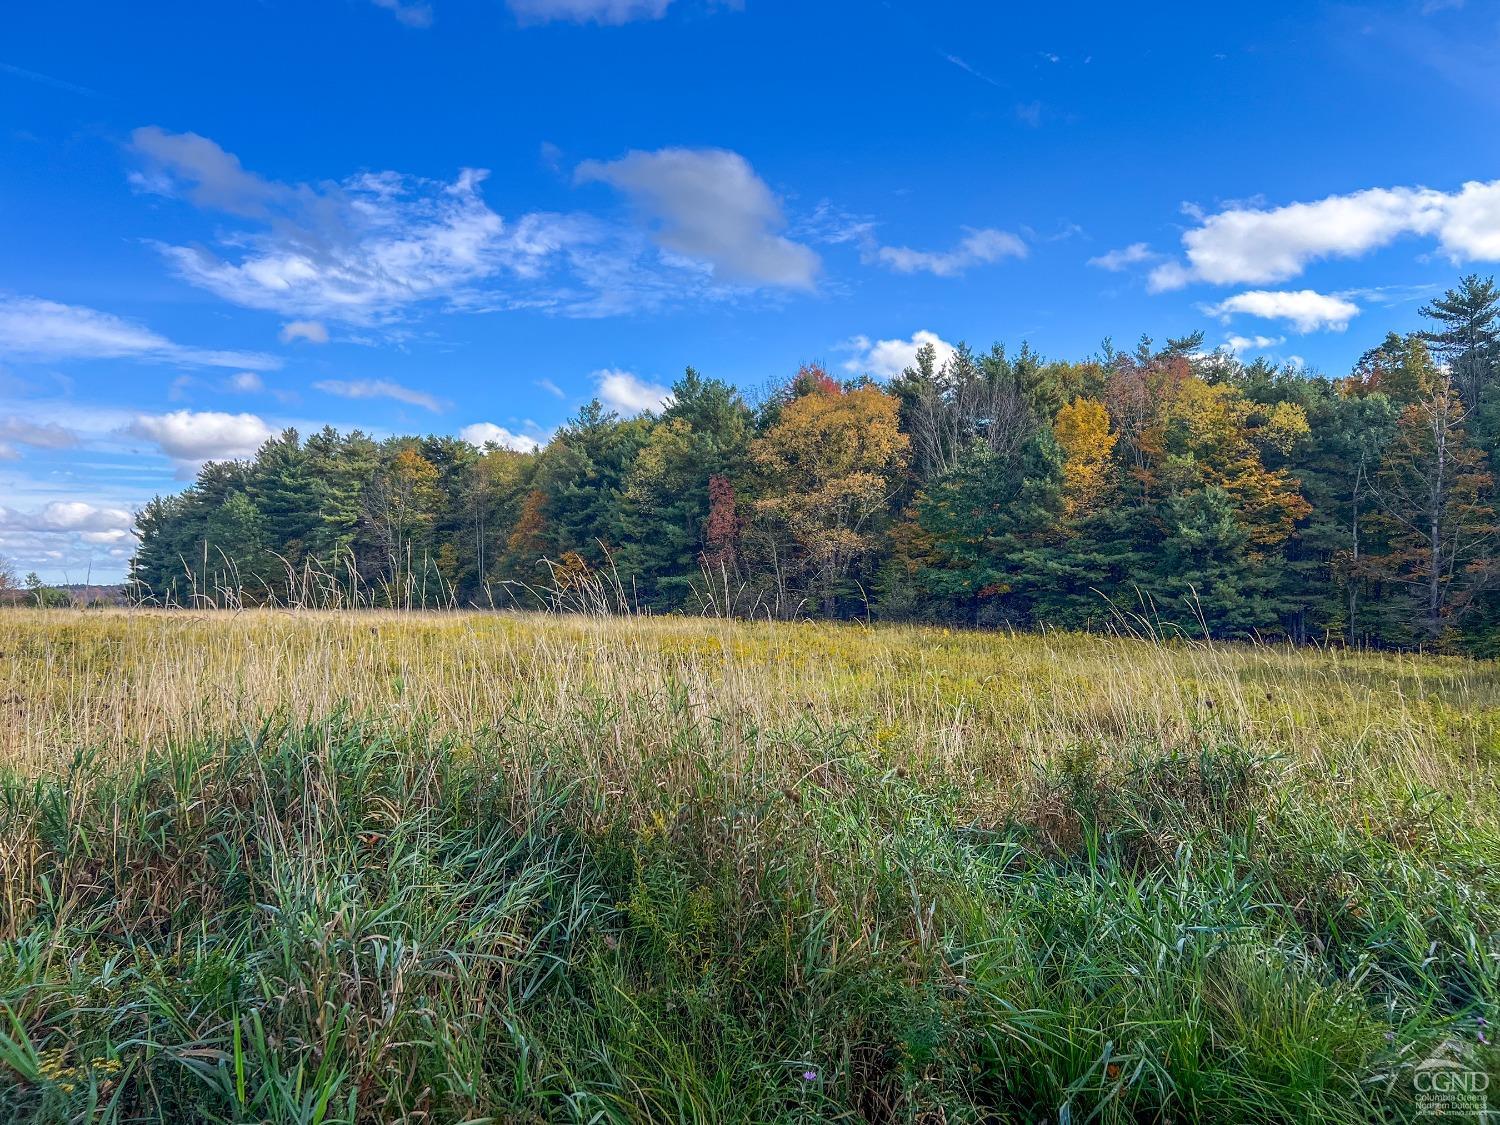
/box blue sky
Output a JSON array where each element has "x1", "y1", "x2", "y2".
[{"x1": 3, "y1": 0, "x2": 1499, "y2": 582}]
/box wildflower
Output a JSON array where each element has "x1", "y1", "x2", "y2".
[{"x1": 802, "y1": 1069, "x2": 818, "y2": 1082}]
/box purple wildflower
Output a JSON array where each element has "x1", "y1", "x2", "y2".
[{"x1": 802, "y1": 1069, "x2": 818, "y2": 1082}]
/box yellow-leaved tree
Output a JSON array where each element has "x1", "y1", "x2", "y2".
[
  {"x1": 746, "y1": 366, "x2": 909, "y2": 616},
  {"x1": 1054, "y1": 396, "x2": 1117, "y2": 519}
]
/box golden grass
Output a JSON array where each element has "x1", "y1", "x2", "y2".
[{"x1": 4, "y1": 607, "x2": 1496, "y2": 828}]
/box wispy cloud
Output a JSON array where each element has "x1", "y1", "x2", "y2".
[
  {"x1": 0, "y1": 295, "x2": 280, "y2": 370},
  {"x1": 874, "y1": 228, "x2": 1027, "y2": 277},
  {"x1": 941, "y1": 52, "x2": 1002, "y2": 88},
  {"x1": 1088, "y1": 242, "x2": 1161, "y2": 272},
  {"x1": 0, "y1": 61, "x2": 98, "y2": 97},
  {"x1": 0, "y1": 415, "x2": 81, "y2": 451},
  {"x1": 313, "y1": 378, "x2": 446, "y2": 412},
  {"x1": 130, "y1": 129, "x2": 818, "y2": 322},
  {"x1": 507, "y1": 0, "x2": 672, "y2": 25},
  {"x1": 369, "y1": 0, "x2": 434, "y2": 27},
  {"x1": 279, "y1": 320, "x2": 329, "y2": 345}
]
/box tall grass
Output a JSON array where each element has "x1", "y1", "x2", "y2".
[{"x1": 1, "y1": 609, "x2": 1496, "y2": 1121}]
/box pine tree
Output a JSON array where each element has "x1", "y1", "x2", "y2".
[
  {"x1": 913, "y1": 429, "x2": 1064, "y2": 626},
  {"x1": 1420, "y1": 275, "x2": 1500, "y2": 414},
  {"x1": 614, "y1": 369, "x2": 751, "y2": 609}
]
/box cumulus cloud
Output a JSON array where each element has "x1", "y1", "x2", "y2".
[
  {"x1": 507, "y1": 0, "x2": 671, "y2": 24},
  {"x1": 229, "y1": 372, "x2": 264, "y2": 392},
  {"x1": 27, "y1": 501, "x2": 133, "y2": 533},
  {"x1": 874, "y1": 228, "x2": 1026, "y2": 277},
  {"x1": 0, "y1": 295, "x2": 280, "y2": 370},
  {"x1": 595, "y1": 369, "x2": 671, "y2": 414},
  {"x1": 1205, "y1": 289, "x2": 1361, "y2": 333},
  {"x1": 126, "y1": 410, "x2": 273, "y2": 462},
  {"x1": 458, "y1": 422, "x2": 541, "y2": 452},
  {"x1": 0, "y1": 502, "x2": 138, "y2": 575},
  {"x1": 1087, "y1": 242, "x2": 1160, "y2": 271},
  {"x1": 841, "y1": 330, "x2": 956, "y2": 379},
  {"x1": 279, "y1": 320, "x2": 329, "y2": 345},
  {"x1": 576, "y1": 148, "x2": 820, "y2": 289},
  {"x1": 313, "y1": 378, "x2": 445, "y2": 412},
  {"x1": 1150, "y1": 179, "x2": 1500, "y2": 290}
]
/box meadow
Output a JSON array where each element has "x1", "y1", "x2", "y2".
[{"x1": 0, "y1": 608, "x2": 1496, "y2": 1122}]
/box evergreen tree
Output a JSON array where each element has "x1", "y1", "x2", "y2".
[
  {"x1": 912, "y1": 429, "x2": 1064, "y2": 626},
  {"x1": 615, "y1": 369, "x2": 751, "y2": 609},
  {"x1": 1419, "y1": 274, "x2": 1500, "y2": 415}
]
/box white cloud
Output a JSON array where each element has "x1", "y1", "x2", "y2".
[
  {"x1": 126, "y1": 410, "x2": 273, "y2": 462},
  {"x1": 26, "y1": 501, "x2": 134, "y2": 533},
  {"x1": 313, "y1": 378, "x2": 445, "y2": 412},
  {"x1": 507, "y1": 0, "x2": 671, "y2": 24},
  {"x1": 1205, "y1": 289, "x2": 1361, "y2": 333},
  {"x1": 1150, "y1": 179, "x2": 1500, "y2": 289},
  {"x1": 132, "y1": 129, "x2": 782, "y2": 322},
  {"x1": 0, "y1": 296, "x2": 280, "y2": 370},
  {"x1": 0, "y1": 415, "x2": 80, "y2": 450},
  {"x1": 576, "y1": 148, "x2": 820, "y2": 289},
  {"x1": 370, "y1": 0, "x2": 434, "y2": 26},
  {"x1": 134, "y1": 129, "x2": 519, "y2": 323},
  {"x1": 279, "y1": 320, "x2": 329, "y2": 345},
  {"x1": 595, "y1": 369, "x2": 670, "y2": 414},
  {"x1": 459, "y1": 422, "x2": 541, "y2": 452},
  {"x1": 0, "y1": 501, "x2": 138, "y2": 579},
  {"x1": 874, "y1": 228, "x2": 1026, "y2": 277},
  {"x1": 1088, "y1": 242, "x2": 1159, "y2": 271},
  {"x1": 535, "y1": 377, "x2": 566, "y2": 399},
  {"x1": 229, "y1": 372, "x2": 264, "y2": 392},
  {"x1": 1223, "y1": 334, "x2": 1287, "y2": 356},
  {"x1": 841, "y1": 330, "x2": 956, "y2": 379}
]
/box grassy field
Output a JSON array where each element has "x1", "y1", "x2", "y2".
[{"x1": 1, "y1": 608, "x2": 1497, "y2": 1122}]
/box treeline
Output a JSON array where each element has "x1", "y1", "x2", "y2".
[{"x1": 131, "y1": 276, "x2": 1500, "y2": 652}]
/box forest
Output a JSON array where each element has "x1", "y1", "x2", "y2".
[{"x1": 130, "y1": 275, "x2": 1500, "y2": 653}]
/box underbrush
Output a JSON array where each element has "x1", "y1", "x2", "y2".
[{"x1": 2, "y1": 705, "x2": 1495, "y2": 1123}]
